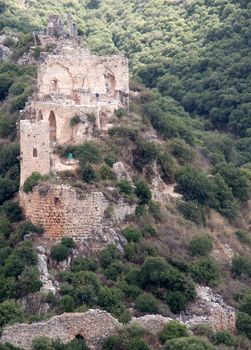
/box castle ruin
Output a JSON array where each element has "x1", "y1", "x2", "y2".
[{"x1": 19, "y1": 16, "x2": 131, "y2": 244}]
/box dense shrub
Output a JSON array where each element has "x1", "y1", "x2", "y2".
[
  {"x1": 0, "y1": 177, "x2": 17, "y2": 205},
  {"x1": 98, "y1": 286, "x2": 123, "y2": 312},
  {"x1": 159, "y1": 321, "x2": 189, "y2": 343},
  {"x1": 235, "y1": 229, "x2": 251, "y2": 247},
  {"x1": 50, "y1": 244, "x2": 70, "y2": 262},
  {"x1": 0, "y1": 300, "x2": 23, "y2": 328},
  {"x1": 104, "y1": 261, "x2": 124, "y2": 281},
  {"x1": 0, "y1": 217, "x2": 12, "y2": 239},
  {"x1": 0, "y1": 201, "x2": 23, "y2": 222},
  {"x1": 17, "y1": 221, "x2": 43, "y2": 239},
  {"x1": 238, "y1": 292, "x2": 251, "y2": 316},
  {"x1": 71, "y1": 257, "x2": 97, "y2": 272},
  {"x1": 99, "y1": 165, "x2": 116, "y2": 181},
  {"x1": 59, "y1": 295, "x2": 75, "y2": 312},
  {"x1": 212, "y1": 330, "x2": 236, "y2": 346},
  {"x1": 177, "y1": 200, "x2": 205, "y2": 225},
  {"x1": 165, "y1": 291, "x2": 188, "y2": 314},
  {"x1": 23, "y1": 172, "x2": 46, "y2": 193},
  {"x1": 231, "y1": 255, "x2": 251, "y2": 278},
  {"x1": 32, "y1": 337, "x2": 54, "y2": 350},
  {"x1": 100, "y1": 245, "x2": 122, "y2": 269},
  {"x1": 117, "y1": 180, "x2": 133, "y2": 195},
  {"x1": 164, "y1": 336, "x2": 217, "y2": 350},
  {"x1": 122, "y1": 227, "x2": 143, "y2": 243},
  {"x1": 135, "y1": 292, "x2": 158, "y2": 313},
  {"x1": 61, "y1": 237, "x2": 75, "y2": 249},
  {"x1": 0, "y1": 74, "x2": 13, "y2": 101},
  {"x1": 190, "y1": 257, "x2": 221, "y2": 286},
  {"x1": 236, "y1": 312, "x2": 251, "y2": 339},
  {"x1": 188, "y1": 235, "x2": 213, "y2": 257},
  {"x1": 135, "y1": 181, "x2": 152, "y2": 205}
]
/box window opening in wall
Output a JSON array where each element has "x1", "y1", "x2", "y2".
[
  {"x1": 49, "y1": 110, "x2": 57, "y2": 146},
  {"x1": 38, "y1": 110, "x2": 43, "y2": 121},
  {"x1": 74, "y1": 93, "x2": 81, "y2": 105},
  {"x1": 33, "y1": 148, "x2": 38, "y2": 157},
  {"x1": 54, "y1": 197, "x2": 60, "y2": 205},
  {"x1": 50, "y1": 79, "x2": 59, "y2": 93}
]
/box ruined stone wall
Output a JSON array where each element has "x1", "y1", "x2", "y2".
[
  {"x1": 30, "y1": 100, "x2": 117, "y2": 145},
  {"x1": 37, "y1": 48, "x2": 129, "y2": 101},
  {"x1": 20, "y1": 120, "x2": 50, "y2": 186},
  {"x1": 1, "y1": 310, "x2": 121, "y2": 350},
  {"x1": 20, "y1": 183, "x2": 108, "y2": 240}
]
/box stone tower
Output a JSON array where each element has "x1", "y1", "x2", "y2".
[
  {"x1": 18, "y1": 15, "x2": 131, "y2": 245},
  {"x1": 20, "y1": 16, "x2": 129, "y2": 187}
]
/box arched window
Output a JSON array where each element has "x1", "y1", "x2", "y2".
[
  {"x1": 50, "y1": 79, "x2": 59, "y2": 93},
  {"x1": 33, "y1": 148, "x2": 38, "y2": 157},
  {"x1": 49, "y1": 110, "x2": 57, "y2": 146},
  {"x1": 38, "y1": 110, "x2": 43, "y2": 121}
]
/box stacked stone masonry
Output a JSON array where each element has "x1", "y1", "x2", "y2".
[
  {"x1": 20, "y1": 183, "x2": 108, "y2": 240},
  {"x1": 0, "y1": 310, "x2": 121, "y2": 350}
]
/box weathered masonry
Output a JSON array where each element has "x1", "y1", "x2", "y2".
[{"x1": 19, "y1": 16, "x2": 130, "y2": 243}]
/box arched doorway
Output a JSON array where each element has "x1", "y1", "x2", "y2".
[
  {"x1": 38, "y1": 110, "x2": 43, "y2": 121},
  {"x1": 49, "y1": 110, "x2": 57, "y2": 146}
]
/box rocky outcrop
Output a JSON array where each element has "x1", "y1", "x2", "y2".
[
  {"x1": 36, "y1": 246, "x2": 56, "y2": 294},
  {"x1": 1, "y1": 310, "x2": 121, "y2": 350},
  {"x1": 180, "y1": 286, "x2": 236, "y2": 331},
  {"x1": 130, "y1": 315, "x2": 173, "y2": 334}
]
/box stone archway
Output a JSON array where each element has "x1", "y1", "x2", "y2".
[{"x1": 49, "y1": 110, "x2": 57, "y2": 146}]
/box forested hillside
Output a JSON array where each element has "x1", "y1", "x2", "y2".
[{"x1": 0, "y1": 1, "x2": 251, "y2": 349}]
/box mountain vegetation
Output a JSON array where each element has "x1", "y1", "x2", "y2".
[{"x1": 0, "y1": 0, "x2": 251, "y2": 349}]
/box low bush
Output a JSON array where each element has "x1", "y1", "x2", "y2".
[
  {"x1": 0, "y1": 217, "x2": 12, "y2": 239},
  {"x1": 165, "y1": 291, "x2": 188, "y2": 313},
  {"x1": 188, "y1": 235, "x2": 213, "y2": 257},
  {"x1": 236, "y1": 312, "x2": 251, "y2": 339},
  {"x1": 98, "y1": 286, "x2": 123, "y2": 312},
  {"x1": 99, "y1": 165, "x2": 116, "y2": 181},
  {"x1": 148, "y1": 201, "x2": 161, "y2": 221},
  {"x1": 231, "y1": 255, "x2": 251, "y2": 278},
  {"x1": 59, "y1": 295, "x2": 75, "y2": 312},
  {"x1": 100, "y1": 245, "x2": 122, "y2": 268},
  {"x1": 212, "y1": 330, "x2": 236, "y2": 346},
  {"x1": 17, "y1": 221, "x2": 43, "y2": 239},
  {"x1": 23, "y1": 172, "x2": 46, "y2": 193},
  {"x1": 117, "y1": 180, "x2": 133, "y2": 195},
  {"x1": 164, "y1": 336, "x2": 217, "y2": 350},
  {"x1": 190, "y1": 257, "x2": 221, "y2": 286},
  {"x1": 71, "y1": 257, "x2": 97, "y2": 272},
  {"x1": 235, "y1": 229, "x2": 251, "y2": 247},
  {"x1": 135, "y1": 181, "x2": 152, "y2": 205},
  {"x1": 135, "y1": 292, "x2": 158, "y2": 313},
  {"x1": 177, "y1": 200, "x2": 205, "y2": 225},
  {"x1": 122, "y1": 227, "x2": 143, "y2": 243},
  {"x1": 61, "y1": 237, "x2": 75, "y2": 249},
  {"x1": 159, "y1": 321, "x2": 189, "y2": 343},
  {"x1": 104, "y1": 261, "x2": 124, "y2": 281},
  {"x1": 50, "y1": 244, "x2": 70, "y2": 262}
]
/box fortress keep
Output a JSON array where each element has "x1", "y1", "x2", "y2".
[
  {"x1": 19, "y1": 16, "x2": 131, "y2": 243},
  {"x1": 20, "y1": 16, "x2": 129, "y2": 186}
]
